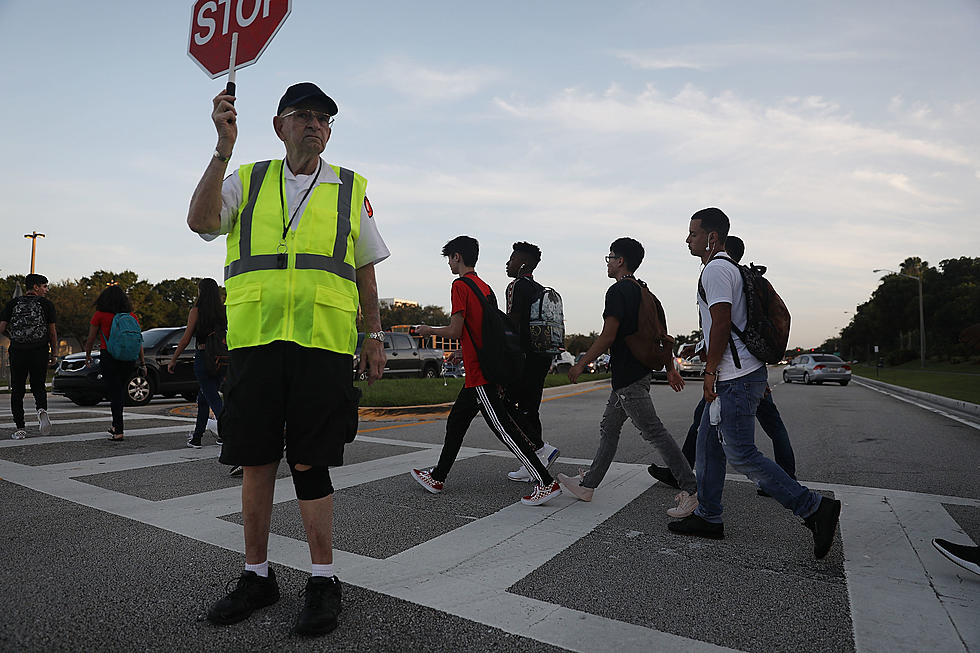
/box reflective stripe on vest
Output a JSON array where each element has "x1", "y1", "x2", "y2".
[{"x1": 224, "y1": 162, "x2": 356, "y2": 283}]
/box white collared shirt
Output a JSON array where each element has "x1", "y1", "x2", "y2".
[{"x1": 200, "y1": 157, "x2": 390, "y2": 269}]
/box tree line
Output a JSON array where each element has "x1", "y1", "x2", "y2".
[
  {"x1": 837, "y1": 256, "x2": 980, "y2": 364},
  {"x1": 1, "y1": 271, "x2": 202, "y2": 346}
]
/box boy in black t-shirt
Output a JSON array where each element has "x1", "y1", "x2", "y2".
[
  {"x1": 0, "y1": 273, "x2": 58, "y2": 439},
  {"x1": 502, "y1": 241, "x2": 561, "y2": 482},
  {"x1": 561, "y1": 239, "x2": 698, "y2": 518}
]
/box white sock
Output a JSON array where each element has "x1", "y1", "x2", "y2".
[
  {"x1": 311, "y1": 563, "x2": 334, "y2": 578},
  {"x1": 245, "y1": 561, "x2": 269, "y2": 577}
]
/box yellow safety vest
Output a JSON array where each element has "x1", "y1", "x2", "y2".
[{"x1": 223, "y1": 159, "x2": 365, "y2": 354}]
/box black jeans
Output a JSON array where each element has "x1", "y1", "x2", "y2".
[
  {"x1": 100, "y1": 350, "x2": 133, "y2": 434},
  {"x1": 432, "y1": 384, "x2": 553, "y2": 485},
  {"x1": 505, "y1": 353, "x2": 552, "y2": 450},
  {"x1": 9, "y1": 346, "x2": 49, "y2": 429}
]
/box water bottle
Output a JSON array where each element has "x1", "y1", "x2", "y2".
[{"x1": 709, "y1": 399, "x2": 721, "y2": 425}]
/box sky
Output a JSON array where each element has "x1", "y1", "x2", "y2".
[{"x1": 1, "y1": 0, "x2": 978, "y2": 347}]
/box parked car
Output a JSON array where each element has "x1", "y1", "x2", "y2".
[
  {"x1": 353, "y1": 331, "x2": 444, "y2": 380},
  {"x1": 594, "y1": 353, "x2": 610, "y2": 372},
  {"x1": 442, "y1": 351, "x2": 465, "y2": 378},
  {"x1": 782, "y1": 353, "x2": 851, "y2": 386},
  {"x1": 550, "y1": 350, "x2": 575, "y2": 374},
  {"x1": 53, "y1": 327, "x2": 199, "y2": 407},
  {"x1": 674, "y1": 355, "x2": 706, "y2": 377}
]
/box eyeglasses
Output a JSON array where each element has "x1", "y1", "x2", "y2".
[
  {"x1": 280, "y1": 109, "x2": 335, "y2": 127},
  {"x1": 604, "y1": 255, "x2": 622, "y2": 263}
]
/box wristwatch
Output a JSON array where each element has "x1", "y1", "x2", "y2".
[
  {"x1": 366, "y1": 331, "x2": 385, "y2": 342},
  {"x1": 213, "y1": 149, "x2": 231, "y2": 163}
]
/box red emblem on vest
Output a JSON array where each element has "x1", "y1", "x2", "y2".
[{"x1": 364, "y1": 196, "x2": 374, "y2": 218}]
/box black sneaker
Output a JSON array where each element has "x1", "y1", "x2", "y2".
[
  {"x1": 932, "y1": 538, "x2": 980, "y2": 576},
  {"x1": 804, "y1": 497, "x2": 842, "y2": 559},
  {"x1": 187, "y1": 435, "x2": 203, "y2": 449},
  {"x1": 294, "y1": 576, "x2": 343, "y2": 636},
  {"x1": 647, "y1": 463, "x2": 680, "y2": 489},
  {"x1": 757, "y1": 487, "x2": 771, "y2": 497},
  {"x1": 206, "y1": 569, "x2": 280, "y2": 625},
  {"x1": 667, "y1": 514, "x2": 725, "y2": 540}
]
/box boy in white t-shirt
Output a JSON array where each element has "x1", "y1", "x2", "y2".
[{"x1": 667, "y1": 208, "x2": 841, "y2": 560}]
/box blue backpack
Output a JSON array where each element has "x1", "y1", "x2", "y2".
[{"x1": 107, "y1": 313, "x2": 143, "y2": 361}]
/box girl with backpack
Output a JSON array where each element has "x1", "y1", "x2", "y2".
[
  {"x1": 167, "y1": 278, "x2": 227, "y2": 448},
  {"x1": 84, "y1": 285, "x2": 145, "y2": 441}
]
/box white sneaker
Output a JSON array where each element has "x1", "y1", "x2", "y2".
[
  {"x1": 507, "y1": 443, "x2": 561, "y2": 481},
  {"x1": 507, "y1": 465, "x2": 533, "y2": 482},
  {"x1": 521, "y1": 480, "x2": 562, "y2": 506},
  {"x1": 11, "y1": 429, "x2": 28, "y2": 440},
  {"x1": 37, "y1": 409, "x2": 51, "y2": 436},
  {"x1": 666, "y1": 491, "x2": 699, "y2": 518},
  {"x1": 557, "y1": 472, "x2": 594, "y2": 502},
  {"x1": 537, "y1": 443, "x2": 560, "y2": 468}
]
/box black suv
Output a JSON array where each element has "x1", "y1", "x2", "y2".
[{"x1": 53, "y1": 327, "x2": 199, "y2": 407}]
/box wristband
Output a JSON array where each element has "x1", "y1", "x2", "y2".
[
  {"x1": 704, "y1": 370, "x2": 718, "y2": 376},
  {"x1": 214, "y1": 149, "x2": 232, "y2": 163}
]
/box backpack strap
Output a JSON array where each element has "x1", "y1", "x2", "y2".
[
  {"x1": 697, "y1": 255, "x2": 742, "y2": 369},
  {"x1": 456, "y1": 276, "x2": 494, "y2": 346}
]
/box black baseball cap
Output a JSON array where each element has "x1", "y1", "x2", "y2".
[{"x1": 277, "y1": 82, "x2": 338, "y2": 116}]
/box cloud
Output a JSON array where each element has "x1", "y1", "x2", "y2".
[
  {"x1": 372, "y1": 57, "x2": 503, "y2": 103},
  {"x1": 614, "y1": 42, "x2": 869, "y2": 71}
]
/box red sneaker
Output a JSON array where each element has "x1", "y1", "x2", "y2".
[
  {"x1": 521, "y1": 480, "x2": 562, "y2": 506},
  {"x1": 411, "y1": 468, "x2": 444, "y2": 494}
]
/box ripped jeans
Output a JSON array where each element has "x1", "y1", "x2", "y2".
[{"x1": 693, "y1": 366, "x2": 820, "y2": 523}]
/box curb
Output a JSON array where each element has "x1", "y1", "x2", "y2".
[
  {"x1": 853, "y1": 375, "x2": 980, "y2": 418},
  {"x1": 165, "y1": 378, "x2": 614, "y2": 421}
]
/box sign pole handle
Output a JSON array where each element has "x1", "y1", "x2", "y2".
[{"x1": 226, "y1": 33, "x2": 239, "y2": 99}]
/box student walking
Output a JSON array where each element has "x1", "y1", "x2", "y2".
[
  {"x1": 84, "y1": 285, "x2": 146, "y2": 441},
  {"x1": 0, "y1": 273, "x2": 58, "y2": 439},
  {"x1": 559, "y1": 238, "x2": 699, "y2": 519},
  {"x1": 503, "y1": 241, "x2": 560, "y2": 482},
  {"x1": 411, "y1": 236, "x2": 562, "y2": 506},
  {"x1": 668, "y1": 208, "x2": 840, "y2": 559},
  {"x1": 167, "y1": 278, "x2": 226, "y2": 449},
  {"x1": 649, "y1": 236, "x2": 797, "y2": 491}
]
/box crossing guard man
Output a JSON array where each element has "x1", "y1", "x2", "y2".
[{"x1": 187, "y1": 82, "x2": 389, "y2": 637}]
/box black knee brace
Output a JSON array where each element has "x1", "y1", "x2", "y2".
[{"x1": 290, "y1": 465, "x2": 334, "y2": 500}]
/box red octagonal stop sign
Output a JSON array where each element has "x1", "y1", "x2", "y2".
[{"x1": 188, "y1": 0, "x2": 291, "y2": 78}]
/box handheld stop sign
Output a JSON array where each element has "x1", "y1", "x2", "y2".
[{"x1": 187, "y1": 0, "x2": 291, "y2": 96}]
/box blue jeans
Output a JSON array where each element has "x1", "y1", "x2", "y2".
[
  {"x1": 683, "y1": 388, "x2": 796, "y2": 479},
  {"x1": 193, "y1": 350, "x2": 224, "y2": 437},
  {"x1": 693, "y1": 366, "x2": 819, "y2": 523}
]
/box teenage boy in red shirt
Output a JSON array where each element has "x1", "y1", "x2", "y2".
[{"x1": 411, "y1": 235, "x2": 562, "y2": 506}]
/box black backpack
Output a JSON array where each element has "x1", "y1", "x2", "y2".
[
  {"x1": 458, "y1": 276, "x2": 525, "y2": 385},
  {"x1": 203, "y1": 327, "x2": 231, "y2": 376},
  {"x1": 699, "y1": 255, "x2": 791, "y2": 366},
  {"x1": 7, "y1": 296, "x2": 47, "y2": 345}
]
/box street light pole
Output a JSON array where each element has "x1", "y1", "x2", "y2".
[
  {"x1": 873, "y1": 267, "x2": 926, "y2": 369},
  {"x1": 23, "y1": 231, "x2": 45, "y2": 274}
]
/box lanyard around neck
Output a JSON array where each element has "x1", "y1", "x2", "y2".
[{"x1": 279, "y1": 159, "x2": 322, "y2": 241}]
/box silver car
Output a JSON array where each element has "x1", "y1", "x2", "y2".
[{"x1": 782, "y1": 354, "x2": 851, "y2": 386}]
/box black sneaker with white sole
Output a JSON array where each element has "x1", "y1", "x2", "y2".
[
  {"x1": 932, "y1": 538, "x2": 980, "y2": 576},
  {"x1": 207, "y1": 569, "x2": 280, "y2": 625},
  {"x1": 186, "y1": 435, "x2": 203, "y2": 449},
  {"x1": 294, "y1": 576, "x2": 342, "y2": 636}
]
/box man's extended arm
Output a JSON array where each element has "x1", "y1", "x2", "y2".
[
  {"x1": 417, "y1": 313, "x2": 464, "y2": 340},
  {"x1": 356, "y1": 264, "x2": 385, "y2": 384},
  {"x1": 187, "y1": 90, "x2": 237, "y2": 234}
]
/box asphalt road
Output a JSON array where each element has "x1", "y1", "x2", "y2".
[{"x1": 0, "y1": 368, "x2": 977, "y2": 652}]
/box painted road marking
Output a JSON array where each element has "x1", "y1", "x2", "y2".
[{"x1": 0, "y1": 428, "x2": 976, "y2": 653}]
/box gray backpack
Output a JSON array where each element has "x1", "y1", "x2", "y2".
[
  {"x1": 527, "y1": 280, "x2": 565, "y2": 355},
  {"x1": 7, "y1": 296, "x2": 47, "y2": 345}
]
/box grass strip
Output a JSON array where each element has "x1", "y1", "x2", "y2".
[
  {"x1": 852, "y1": 363, "x2": 980, "y2": 404},
  {"x1": 355, "y1": 372, "x2": 612, "y2": 407}
]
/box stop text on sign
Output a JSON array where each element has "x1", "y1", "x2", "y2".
[{"x1": 193, "y1": 0, "x2": 273, "y2": 46}]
